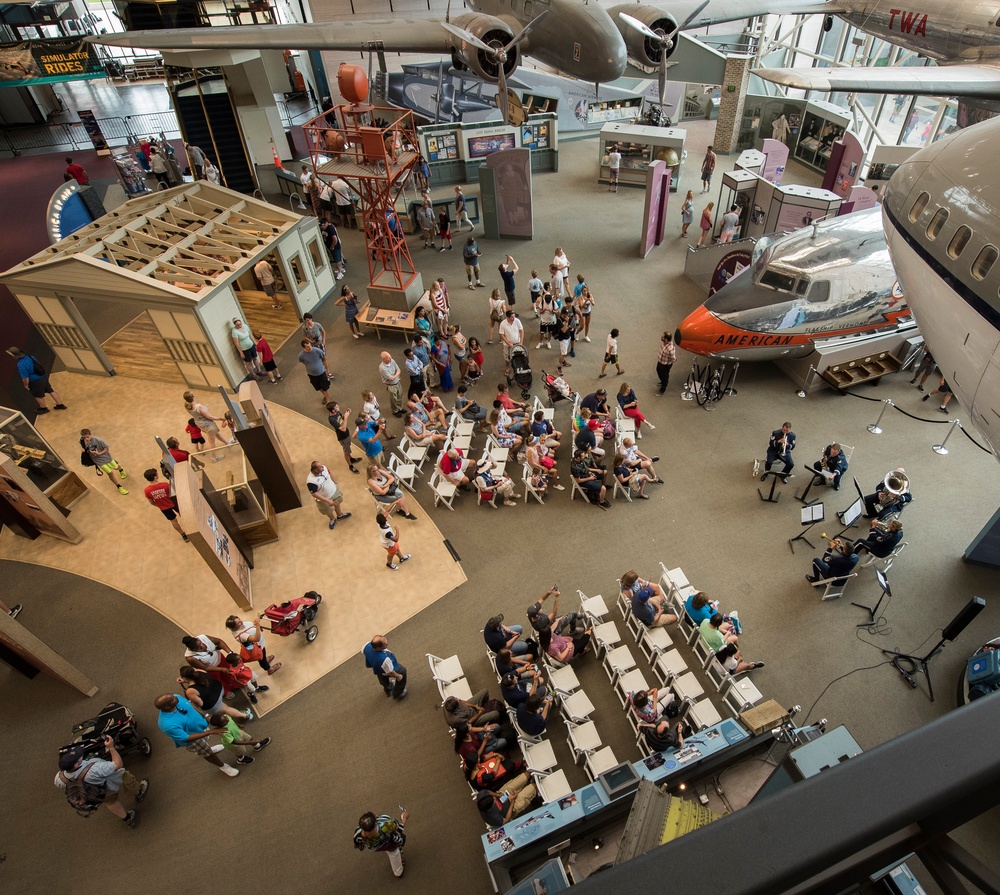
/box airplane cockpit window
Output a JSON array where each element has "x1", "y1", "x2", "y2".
[
  {"x1": 948, "y1": 225, "x2": 972, "y2": 260},
  {"x1": 805, "y1": 280, "x2": 830, "y2": 303},
  {"x1": 972, "y1": 245, "x2": 998, "y2": 280},
  {"x1": 926, "y1": 208, "x2": 948, "y2": 240},
  {"x1": 908, "y1": 191, "x2": 929, "y2": 223},
  {"x1": 760, "y1": 270, "x2": 796, "y2": 293}
]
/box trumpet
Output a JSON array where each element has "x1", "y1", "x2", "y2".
[
  {"x1": 820, "y1": 533, "x2": 845, "y2": 550},
  {"x1": 819, "y1": 454, "x2": 830, "y2": 472},
  {"x1": 871, "y1": 518, "x2": 891, "y2": 533}
]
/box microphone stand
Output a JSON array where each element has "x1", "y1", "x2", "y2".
[{"x1": 881, "y1": 637, "x2": 949, "y2": 702}]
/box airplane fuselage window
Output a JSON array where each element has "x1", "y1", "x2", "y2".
[
  {"x1": 948, "y1": 225, "x2": 972, "y2": 260},
  {"x1": 760, "y1": 270, "x2": 797, "y2": 293},
  {"x1": 524, "y1": 1, "x2": 532, "y2": 15},
  {"x1": 909, "y1": 192, "x2": 930, "y2": 223},
  {"x1": 972, "y1": 245, "x2": 998, "y2": 280},
  {"x1": 806, "y1": 280, "x2": 830, "y2": 303},
  {"x1": 926, "y1": 207, "x2": 949, "y2": 240}
]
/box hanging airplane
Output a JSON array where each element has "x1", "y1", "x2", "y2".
[
  {"x1": 882, "y1": 117, "x2": 1000, "y2": 459},
  {"x1": 753, "y1": 0, "x2": 1000, "y2": 109},
  {"x1": 676, "y1": 206, "x2": 915, "y2": 360}
]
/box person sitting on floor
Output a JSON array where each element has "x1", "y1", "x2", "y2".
[
  {"x1": 621, "y1": 570, "x2": 676, "y2": 628},
  {"x1": 515, "y1": 691, "x2": 555, "y2": 736},
  {"x1": 642, "y1": 719, "x2": 686, "y2": 753},
  {"x1": 853, "y1": 519, "x2": 904, "y2": 558},
  {"x1": 807, "y1": 537, "x2": 860, "y2": 584},
  {"x1": 699, "y1": 613, "x2": 764, "y2": 675},
  {"x1": 476, "y1": 776, "x2": 538, "y2": 827},
  {"x1": 540, "y1": 624, "x2": 592, "y2": 664}
]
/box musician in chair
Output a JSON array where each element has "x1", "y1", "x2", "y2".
[
  {"x1": 763, "y1": 422, "x2": 796, "y2": 481},
  {"x1": 812, "y1": 442, "x2": 848, "y2": 490},
  {"x1": 863, "y1": 469, "x2": 912, "y2": 520},
  {"x1": 806, "y1": 537, "x2": 859, "y2": 585},
  {"x1": 853, "y1": 519, "x2": 903, "y2": 558}
]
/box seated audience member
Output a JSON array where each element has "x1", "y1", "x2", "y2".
[
  {"x1": 484, "y1": 614, "x2": 531, "y2": 655},
  {"x1": 619, "y1": 437, "x2": 662, "y2": 482},
  {"x1": 574, "y1": 413, "x2": 606, "y2": 461},
  {"x1": 367, "y1": 463, "x2": 417, "y2": 519},
  {"x1": 489, "y1": 409, "x2": 524, "y2": 453},
  {"x1": 405, "y1": 410, "x2": 448, "y2": 450},
  {"x1": 526, "y1": 587, "x2": 586, "y2": 636},
  {"x1": 530, "y1": 411, "x2": 562, "y2": 448},
  {"x1": 613, "y1": 453, "x2": 653, "y2": 500},
  {"x1": 500, "y1": 671, "x2": 547, "y2": 708},
  {"x1": 628, "y1": 687, "x2": 672, "y2": 727},
  {"x1": 495, "y1": 648, "x2": 540, "y2": 681},
  {"x1": 474, "y1": 455, "x2": 519, "y2": 506},
  {"x1": 580, "y1": 388, "x2": 612, "y2": 419},
  {"x1": 442, "y1": 692, "x2": 501, "y2": 728},
  {"x1": 699, "y1": 613, "x2": 764, "y2": 675},
  {"x1": 453, "y1": 720, "x2": 507, "y2": 761},
  {"x1": 540, "y1": 625, "x2": 592, "y2": 664},
  {"x1": 617, "y1": 382, "x2": 652, "y2": 436},
  {"x1": 813, "y1": 442, "x2": 848, "y2": 491},
  {"x1": 806, "y1": 537, "x2": 860, "y2": 584},
  {"x1": 417, "y1": 389, "x2": 450, "y2": 429},
  {"x1": 853, "y1": 519, "x2": 904, "y2": 558},
  {"x1": 684, "y1": 591, "x2": 742, "y2": 634},
  {"x1": 642, "y1": 719, "x2": 686, "y2": 753},
  {"x1": 440, "y1": 447, "x2": 472, "y2": 489},
  {"x1": 571, "y1": 449, "x2": 610, "y2": 508},
  {"x1": 476, "y1": 776, "x2": 538, "y2": 827},
  {"x1": 456, "y1": 386, "x2": 489, "y2": 431},
  {"x1": 515, "y1": 692, "x2": 555, "y2": 736},
  {"x1": 525, "y1": 434, "x2": 564, "y2": 489},
  {"x1": 464, "y1": 751, "x2": 526, "y2": 791},
  {"x1": 621, "y1": 570, "x2": 676, "y2": 628},
  {"x1": 495, "y1": 383, "x2": 529, "y2": 419}
]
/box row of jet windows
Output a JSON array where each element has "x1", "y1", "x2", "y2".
[{"x1": 908, "y1": 191, "x2": 998, "y2": 280}]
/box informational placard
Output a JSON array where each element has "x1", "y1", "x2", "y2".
[
  {"x1": 640, "y1": 161, "x2": 670, "y2": 258},
  {"x1": 0, "y1": 38, "x2": 105, "y2": 88},
  {"x1": 761, "y1": 138, "x2": 789, "y2": 185}
]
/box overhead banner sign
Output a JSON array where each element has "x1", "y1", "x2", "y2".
[{"x1": 0, "y1": 38, "x2": 104, "y2": 88}]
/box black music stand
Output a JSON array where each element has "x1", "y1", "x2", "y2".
[
  {"x1": 788, "y1": 501, "x2": 824, "y2": 553},
  {"x1": 758, "y1": 470, "x2": 789, "y2": 503},
  {"x1": 833, "y1": 497, "x2": 865, "y2": 540},
  {"x1": 854, "y1": 566, "x2": 891, "y2": 627},
  {"x1": 796, "y1": 465, "x2": 830, "y2": 505}
]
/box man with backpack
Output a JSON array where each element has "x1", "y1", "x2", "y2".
[
  {"x1": 54, "y1": 735, "x2": 148, "y2": 828},
  {"x1": 6, "y1": 346, "x2": 67, "y2": 414}
]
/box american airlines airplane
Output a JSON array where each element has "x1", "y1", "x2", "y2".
[{"x1": 882, "y1": 118, "x2": 1000, "y2": 458}]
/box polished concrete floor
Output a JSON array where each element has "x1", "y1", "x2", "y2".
[{"x1": 3, "y1": 119, "x2": 1000, "y2": 894}]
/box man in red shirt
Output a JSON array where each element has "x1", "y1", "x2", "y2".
[
  {"x1": 439, "y1": 447, "x2": 472, "y2": 490},
  {"x1": 164, "y1": 437, "x2": 190, "y2": 464},
  {"x1": 65, "y1": 157, "x2": 89, "y2": 185},
  {"x1": 143, "y1": 468, "x2": 188, "y2": 541}
]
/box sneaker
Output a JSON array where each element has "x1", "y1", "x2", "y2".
[
  {"x1": 387, "y1": 563, "x2": 398, "y2": 570},
  {"x1": 119, "y1": 469, "x2": 128, "y2": 479},
  {"x1": 8, "y1": 604, "x2": 22, "y2": 619},
  {"x1": 123, "y1": 809, "x2": 137, "y2": 828},
  {"x1": 237, "y1": 755, "x2": 255, "y2": 765},
  {"x1": 636, "y1": 430, "x2": 642, "y2": 439},
  {"x1": 328, "y1": 519, "x2": 337, "y2": 530},
  {"x1": 598, "y1": 500, "x2": 611, "y2": 509},
  {"x1": 353, "y1": 333, "x2": 360, "y2": 339},
  {"x1": 476, "y1": 281, "x2": 484, "y2": 287},
  {"x1": 536, "y1": 342, "x2": 544, "y2": 349},
  {"x1": 248, "y1": 691, "x2": 258, "y2": 704},
  {"x1": 438, "y1": 247, "x2": 446, "y2": 253},
  {"x1": 922, "y1": 394, "x2": 930, "y2": 402},
  {"x1": 651, "y1": 456, "x2": 661, "y2": 462},
  {"x1": 583, "y1": 337, "x2": 592, "y2": 342},
  {"x1": 181, "y1": 533, "x2": 189, "y2": 542},
  {"x1": 645, "y1": 422, "x2": 657, "y2": 430},
  {"x1": 401, "y1": 512, "x2": 418, "y2": 520},
  {"x1": 210, "y1": 743, "x2": 226, "y2": 753},
  {"x1": 337, "y1": 512, "x2": 353, "y2": 520},
  {"x1": 469, "y1": 283, "x2": 476, "y2": 290},
  {"x1": 135, "y1": 779, "x2": 149, "y2": 803},
  {"x1": 504, "y1": 499, "x2": 517, "y2": 506},
  {"x1": 395, "y1": 688, "x2": 408, "y2": 700},
  {"x1": 939, "y1": 406, "x2": 949, "y2": 413},
  {"x1": 751, "y1": 662, "x2": 765, "y2": 670},
  {"x1": 553, "y1": 484, "x2": 566, "y2": 491},
  {"x1": 53, "y1": 404, "x2": 68, "y2": 410},
  {"x1": 219, "y1": 764, "x2": 239, "y2": 777},
  {"x1": 400, "y1": 554, "x2": 411, "y2": 562},
  {"x1": 36, "y1": 407, "x2": 50, "y2": 414},
  {"x1": 254, "y1": 737, "x2": 272, "y2": 752},
  {"x1": 243, "y1": 709, "x2": 254, "y2": 722},
  {"x1": 117, "y1": 486, "x2": 129, "y2": 495},
  {"x1": 449, "y1": 245, "x2": 454, "y2": 250},
  {"x1": 255, "y1": 685, "x2": 270, "y2": 692}
]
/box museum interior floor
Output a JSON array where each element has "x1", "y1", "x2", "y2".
[{"x1": 3, "y1": 120, "x2": 1000, "y2": 895}]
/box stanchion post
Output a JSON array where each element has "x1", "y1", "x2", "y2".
[
  {"x1": 681, "y1": 363, "x2": 697, "y2": 402},
  {"x1": 724, "y1": 361, "x2": 740, "y2": 396},
  {"x1": 797, "y1": 365, "x2": 817, "y2": 398},
  {"x1": 933, "y1": 418, "x2": 960, "y2": 455},
  {"x1": 867, "y1": 399, "x2": 893, "y2": 435}
]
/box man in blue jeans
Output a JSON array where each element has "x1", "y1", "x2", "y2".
[
  {"x1": 484, "y1": 614, "x2": 529, "y2": 655},
  {"x1": 363, "y1": 634, "x2": 407, "y2": 699}
]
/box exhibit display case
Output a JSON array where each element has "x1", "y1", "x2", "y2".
[
  {"x1": 794, "y1": 100, "x2": 851, "y2": 172},
  {"x1": 598, "y1": 123, "x2": 686, "y2": 191},
  {"x1": 0, "y1": 407, "x2": 87, "y2": 508},
  {"x1": 191, "y1": 442, "x2": 277, "y2": 545}
]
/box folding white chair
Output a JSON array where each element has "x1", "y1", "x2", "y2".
[
  {"x1": 687, "y1": 697, "x2": 724, "y2": 730},
  {"x1": 534, "y1": 769, "x2": 572, "y2": 804},
  {"x1": 444, "y1": 431, "x2": 472, "y2": 453},
  {"x1": 705, "y1": 657, "x2": 734, "y2": 693},
  {"x1": 522, "y1": 462, "x2": 545, "y2": 505},
  {"x1": 545, "y1": 663, "x2": 581, "y2": 696},
  {"x1": 486, "y1": 437, "x2": 510, "y2": 465},
  {"x1": 438, "y1": 676, "x2": 473, "y2": 702},
  {"x1": 578, "y1": 591, "x2": 609, "y2": 623},
  {"x1": 426, "y1": 653, "x2": 465, "y2": 684},
  {"x1": 591, "y1": 621, "x2": 622, "y2": 658},
  {"x1": 693, "y1": 634, "x2": 715, "y2": 669},
  {"x1": 387, "y1": 453, "x2": 417, "y2": 492},
  {"x1": 676, "y1": 609, "x2": 697, "y2": 642},
  {"x1": 510, "y1": 709, "x2": 545, "y2": 744},
  {"x1": 654, "y1": 649, "x2": 688, "y2": 687},
  {"x1": 860, "y1": 540, "x2": 907, "y2": 573},
  {"x1": 612, "y1": 471, "x2": 633, "y2": 503},
  {"x1": 602, "y1": 644, "x2": 637, "y2": 683},
  {"x1": 521, "y1": 738, "x2": 558, "y2": 774},
  {"x1": 397, "y1": 435, "x2": 429, "y2": 473},
  {"x1": 565, "y1": 719, "x2": 602, "y2": 764},
  {"x1": 449, "y1": 411, "x2": 475, "y2": 438},
  {"x1": 570, "y1": 476, "x2": 590, "y2": 502},
  {"x1": 615, "y1": 668, "x2": 650, "y2": 707},
  {"x1": 428, "y1": 469, "x2": 458, "y2": 510},
  {"x1": 670, "y1": 672, "x2": 705, "y2": 704},
  {"x1": 625, "y1": 608, "x2": 644, "y2": 642},
  {"x1": 639, "y1": 626, "x2": 674, "y2": 661},
  {"x1": 532, "y1": 396, "x2": 555, "y2": 421},
  {"x1": 616, "y1": 587, "x2": 632, "y2": 623},
  {"x1": 486, "y1": 647, "x2": 500, "y2": 681},
  {"x1": 560, "y1": 689, "x2": 595, "y2": 723},
  {"x1": 811, "y1": 572, "x2": 858, "y2": 600},
  {"x1": 723, "y1": 676, "x2": 764, "y2": 714},
  {"x1": 584, "y1": 746, "x2": 619, "y2": 782},
  {"x1": 660, "y1": 564, "x2": 690, "y2": 593}
]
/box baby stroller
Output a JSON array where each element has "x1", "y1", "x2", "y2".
[
  {"x1": 508, "y1": 344, "x2": 533, "y2": 399},
  {"x1": 540, "y1": 370, "x2": 577, "y2": 407},
  {"x1": 262, "y1": 590, "x2": 323, "y2": 643},
  {"x1": 59, "y1": 702, "x2": 152, "y2": 765}
]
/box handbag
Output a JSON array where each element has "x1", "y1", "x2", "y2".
[
  {"x1": 602, "y1": 421, "x2": 616, "y2": 440},
  {"x1": 239, "y1": 641, "x2": 264, "y2": 663}
]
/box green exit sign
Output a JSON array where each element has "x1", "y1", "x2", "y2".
[{"x1": 727, "y1": 85, "x2": 737, "y2": 92}]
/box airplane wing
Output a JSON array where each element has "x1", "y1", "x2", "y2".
[
  {"x1": 667, "y1": 0, "x2": 846, "y2": 29},
  {"x1": 753, "y1": 62, "x2": 1000, "y2": 98},
  {"x1": 86, "y1": 20, "x2": 454, "y2": 54}
]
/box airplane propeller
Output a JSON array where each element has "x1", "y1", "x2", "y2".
[
  {"x1": 441, "y1": 10, "x2": 549, "y2": 125},
  {"x1": 619, "y1": 0, "x2": 710, "y2": 108}
]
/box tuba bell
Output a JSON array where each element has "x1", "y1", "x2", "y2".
[{"x1": 874, "y1": 470, "x2": 909, "y2": 512}]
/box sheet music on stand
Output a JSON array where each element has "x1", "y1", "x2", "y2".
[{"x1": 801, "y1": 503, "x2": 824, "y2": 526}]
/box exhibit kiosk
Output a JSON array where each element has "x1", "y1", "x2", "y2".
[
  {"x1": 794, "y1": 100, "x2": 852, "y2": 173},
  {"x1": 598, "y1": 122, "x2": 686, "y2": 191}
]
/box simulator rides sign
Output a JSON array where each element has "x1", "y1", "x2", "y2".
[{"x1": 0, "y1": 38, "x2": 104, "y2": 88}]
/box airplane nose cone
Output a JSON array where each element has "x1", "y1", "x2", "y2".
[{"x1": 676, "y1": 305, "x2": 719, "y2": 356}]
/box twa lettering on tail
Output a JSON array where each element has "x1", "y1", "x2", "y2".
[{"x1": 889, "y1": 9, "x2": 928, "y2": 36}]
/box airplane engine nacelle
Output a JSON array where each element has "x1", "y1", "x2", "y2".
[
  {"x1": 608, "y1": 4, "x2": 680, "y2": 67},
  {"x1": 449, "y1": 13, "x2": 519, "y2": 83}
]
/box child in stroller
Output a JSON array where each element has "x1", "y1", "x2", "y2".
[{"x1": 508, "y1": 344, "x2": 532, "y2": 399}]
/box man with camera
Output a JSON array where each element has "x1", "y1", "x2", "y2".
[
  {"x1": 55, "y1": 735, "x2": 149, "y2": 827},
  {"x1": 354, "y1": 414, "x2": 388, "y2": 466}
]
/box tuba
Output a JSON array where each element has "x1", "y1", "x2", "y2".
[{"x1": 874, "y1": 470, "x2": 909, "y2": 512}]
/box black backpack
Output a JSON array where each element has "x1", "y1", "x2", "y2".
[
  {"x1": 29, "y1": 356, "x2": 45, "y2": 376},
  {"x1": 61, "y1": 762, "x2": 107, "y2": 817},
  {"x1": 80, "y1": 438, "x2": 94, "y2": 468}
]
